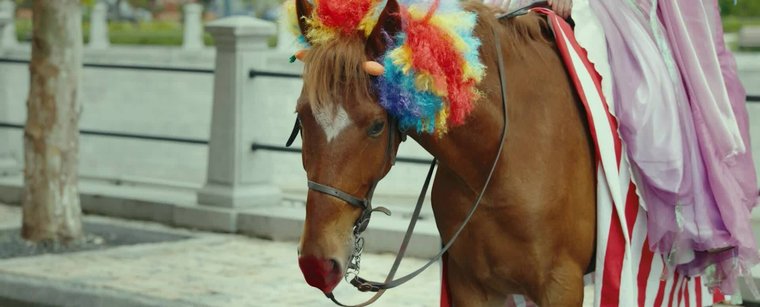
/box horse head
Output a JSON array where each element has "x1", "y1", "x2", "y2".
[{"x1": 293, "y1": 0, "x2": 403, "y2": 294}]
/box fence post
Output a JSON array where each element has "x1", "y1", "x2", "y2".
[
  {"x1": 88, "y1": 2, "x2": 109, "y2": 49},
  {"x1": 198, "y1": 16, "x2": 280, "y2": 208},
  {"x1": 0, "y1": 0, "x2": 17, "y2": 49},
  {"x1": 182, "y1": 3, "x2": 203, "y2": 50}
]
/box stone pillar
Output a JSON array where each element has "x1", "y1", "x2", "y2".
[
  {"x1": 198, "y1": 16, "x2": 280, "y2": 208},
  {"x1": 182, "y1": 3, "x2": 203, "y2": 50},
  {"x1": 88, "y1": 2, "x2": 109, "y2": 49},
  {"x1": 0, "y1": 0, "x2": 18, "y2": 48},
  {"x1": 276, "y1": 6, "x2": 297, "y2": 52}
]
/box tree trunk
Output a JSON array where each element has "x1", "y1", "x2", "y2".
[{"x1": 22, "y1": 0, "x2": 83, "y2": 242}]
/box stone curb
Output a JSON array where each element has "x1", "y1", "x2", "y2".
[
  {"x1": 0, "y1": 272, "x2": 186, "y2": 307},
  {"x1": 0, "y1": 178, "x2": 441, "y2": 258}
]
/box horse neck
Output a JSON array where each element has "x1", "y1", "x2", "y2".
[
  {"x1": 409, "y1": 17, "x2": 566, "y2": 191},
  {"x1": 407, "y1": 20, "x2": 506, "y2": 189},
  {"x1": 410, "y1": 92, "x2": 505, "y2": 189}
]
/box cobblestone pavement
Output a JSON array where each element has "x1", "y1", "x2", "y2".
[{"x1": 0, "y1": 204, "x2": 595, "y2": 306}]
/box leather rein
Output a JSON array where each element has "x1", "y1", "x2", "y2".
[{"x1": 286, "y1": 4, "x2": 544, "y2": 305}]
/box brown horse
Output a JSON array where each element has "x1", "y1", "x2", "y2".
[{"x1": 294, "y1": 1, "x2": 596, "y2": 305}]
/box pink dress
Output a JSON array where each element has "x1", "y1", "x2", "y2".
[
  {"x1": 499, "y1": 0, "x2": 756, "y2": 293},
  {"x1": 571, "y1": 0, "x2": 758, "y2": 293},
  {"x1": 655, "y1": 0, "x2": 759, "y2": 291}
]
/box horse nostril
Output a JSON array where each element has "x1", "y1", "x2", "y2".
[{"x1": 298, "y1": 256, "x2": 343, "y2": 293}]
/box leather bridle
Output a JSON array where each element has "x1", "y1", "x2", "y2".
[
  {"x1": 287, "y1": 114, "x2": 402, "y2": 235},
  {"x1": 288, "y1": 3, "x2": 544, "y2": 305},
  {"x1": 287, "y1": 112, "x2": 409, "y2": 304}
]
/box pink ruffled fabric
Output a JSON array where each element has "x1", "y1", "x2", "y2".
[
  {"x1": 655, "y1": 0, "x2": 759, "y2": 292},
  {"x1": 581, "y1": 0, "x2": 758, "y2": 293},
  {"x1": 497, "y1": 0, "x2": 758, "y2": 294}
]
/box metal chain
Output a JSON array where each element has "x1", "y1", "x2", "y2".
[{"x1": 345, "y1": 234, "x2": 365, "y2": 282}]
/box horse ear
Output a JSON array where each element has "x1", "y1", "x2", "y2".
[
  {"x1": 365, "y1": 0, "x2": 402, "y2": 60},
  {"x1": 295, "y1": 0, "x2": 314, "y2": 42}
]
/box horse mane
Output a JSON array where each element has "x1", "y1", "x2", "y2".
[
  {"x1": 300, "y1": 34, "x2": 375, "y2": 112},
  {"x1": 463, "y1": 2, "x2": 553, "y2": 65},
  {"x1": 299, "y1": 1, "x2": 553, "y2": 113}
]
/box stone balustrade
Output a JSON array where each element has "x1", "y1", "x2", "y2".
[
  {"x1": 0, "y1": 0, "x2": 17, "y2": 49},
  {"x1": 0, "y1": 2, "x2": 209, "y2": 51},
  {"x1": 88, "y1": 2, "x2": 110, "y2": 49},
  {"x1": 0, "y1": 0, "x2": 18, "y2": 174},
  {"x1": 196, "y1": 16, "x2": 281, "y2": 208},
  {"x1": 739, "y1": 26, "x2": 760, "y2": 49},
  {"x1": 182, "y1": 3, "x2": 204, "y2": 50}
]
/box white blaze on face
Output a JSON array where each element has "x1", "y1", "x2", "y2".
[{"x1": 313, "y1": 104, "x2": 352, "y2": 143}]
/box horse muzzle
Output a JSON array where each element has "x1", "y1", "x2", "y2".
[{"x1": 298, "y1": 256, "x2": 343, "y2": 293}]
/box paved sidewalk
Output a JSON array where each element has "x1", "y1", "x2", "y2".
[
  {"x1": 0, "y1": 204, "x2": 599, "y2": 307},
  {"x1": 0, "y1": 204, "x2": 441, "y2": 307}
]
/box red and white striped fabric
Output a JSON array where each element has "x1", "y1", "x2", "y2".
[
  {"x1": 528, "y1": 8, "x2": 724, "y2": 306},
  {"x1": 439, "y1": 8, "x2": 727, "y2": 307}
]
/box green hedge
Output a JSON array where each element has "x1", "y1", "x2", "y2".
[
  {"x1": 15, "y1": 19, "x2": 214, "y2": 46},
  {"x1": 719, "y1": 0, "x2": 760, "y2": 18},
  {"x1": 723, "y1": 16, "x2": 760, "y2": 33},
  {"x1": 15, "y1": 16, "x2": 756, "y2": 47}
]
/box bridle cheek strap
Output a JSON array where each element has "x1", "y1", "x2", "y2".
[{"x1": 286, "y1": 117, "x2": 300, "y2": 147}]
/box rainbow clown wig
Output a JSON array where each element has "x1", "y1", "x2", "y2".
[{"x1": 285, "y1": 0, "x2": 485, "y2": 135}]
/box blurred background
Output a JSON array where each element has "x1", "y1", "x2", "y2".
[
  {"x1": 11, "y1": 0, "x2": 283, "y2": 46},
  {"x1": 2, "y1": 0, "x2": 759, "y2": 48},
  {"x1": 0, "y1": 0, "x2": 758, "y2": 306}
]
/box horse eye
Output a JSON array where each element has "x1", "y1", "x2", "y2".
[{"x1": 367, "y1": 120, "x2": 385, "y2": 137}]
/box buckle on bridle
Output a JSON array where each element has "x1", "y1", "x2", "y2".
[
  {"x1": 372, "y1": 206, "x2": 391, "y2": 216},
  {"x1": 354, "y1": 206, "x2": 391, "y2": 234},
  {"x1": 350, "y1": 276, "x2": 382, "y2": 292},
  {"x1": 357, "y1": 283, "x2": 375, "y2": 292}
]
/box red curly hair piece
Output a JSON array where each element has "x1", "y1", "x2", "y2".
[{"x1": 316, "y1": 0, "x2": 376, "y2": 35}]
